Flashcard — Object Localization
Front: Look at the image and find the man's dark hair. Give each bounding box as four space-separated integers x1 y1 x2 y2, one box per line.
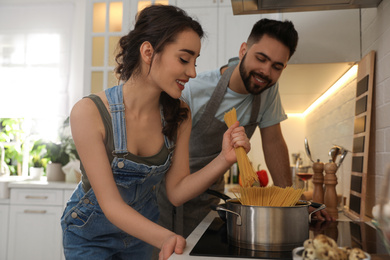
247 18 298 59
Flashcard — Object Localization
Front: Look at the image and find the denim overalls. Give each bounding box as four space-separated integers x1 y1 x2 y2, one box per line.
61 85 175 259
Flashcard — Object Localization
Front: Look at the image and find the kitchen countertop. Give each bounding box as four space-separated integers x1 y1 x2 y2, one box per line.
0 177 78 203
7 177 78 190
168 185 352 259
3 180 389 259
168 210 389 259
168 211 226 260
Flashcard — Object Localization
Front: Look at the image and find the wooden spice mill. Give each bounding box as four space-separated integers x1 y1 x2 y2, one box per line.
305 138 349 219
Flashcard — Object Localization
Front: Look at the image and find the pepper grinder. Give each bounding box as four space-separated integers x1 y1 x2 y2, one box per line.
312 159 324 204
324 160 338 219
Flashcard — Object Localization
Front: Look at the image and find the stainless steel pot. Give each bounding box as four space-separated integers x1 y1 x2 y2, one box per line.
211 192 325 252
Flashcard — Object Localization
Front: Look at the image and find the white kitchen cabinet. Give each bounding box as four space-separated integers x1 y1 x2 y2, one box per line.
0 203 9 260
175 0 229 8
176 1 361 67
217 6 262 64
175 1 262 72
175 0 219 72
7 189 64 260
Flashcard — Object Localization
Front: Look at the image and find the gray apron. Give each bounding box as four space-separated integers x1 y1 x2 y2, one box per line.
156 64 261 238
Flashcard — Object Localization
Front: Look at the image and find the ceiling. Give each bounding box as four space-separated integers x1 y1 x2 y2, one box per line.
278 62 355 114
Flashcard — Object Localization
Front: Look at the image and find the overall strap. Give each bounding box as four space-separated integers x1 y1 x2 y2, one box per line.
105 85 128 154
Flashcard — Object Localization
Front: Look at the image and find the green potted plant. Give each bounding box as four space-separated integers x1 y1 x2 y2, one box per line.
29 141 47 180
45 141 71 166
0 118 26 176
30 154 45 180
43 117 79 182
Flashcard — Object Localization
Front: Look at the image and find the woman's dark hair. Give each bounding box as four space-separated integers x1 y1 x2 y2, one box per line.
115 5 204 141
247 18 298 59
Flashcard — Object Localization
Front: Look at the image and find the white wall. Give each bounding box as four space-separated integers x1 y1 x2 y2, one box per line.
360 0 390 214
281 116 307 165
248 115 306 186
304 77 356 204
258 0 390 218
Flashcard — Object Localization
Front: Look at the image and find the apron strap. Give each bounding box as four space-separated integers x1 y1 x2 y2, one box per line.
245 93 261 138
203 65 236 119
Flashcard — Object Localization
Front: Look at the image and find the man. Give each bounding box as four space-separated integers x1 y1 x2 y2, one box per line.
157 18 329 239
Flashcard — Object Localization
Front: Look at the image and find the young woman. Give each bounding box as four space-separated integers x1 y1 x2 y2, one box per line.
61 5 250 260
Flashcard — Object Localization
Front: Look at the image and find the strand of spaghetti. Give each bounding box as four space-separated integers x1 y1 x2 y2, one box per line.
268 186 281 206
239 187 247 205
280 187 293 206
223 110 303 207
232 190 243 205
278 187 292 206
237 186 303 207
224 108 258 188
289 189 304 206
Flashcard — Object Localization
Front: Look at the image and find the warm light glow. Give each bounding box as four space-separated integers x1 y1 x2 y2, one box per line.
93 3 106 33
109 2 122 32
286 113 304 118
137 1 168 12
92 37 104 66
303 65 357 117
287 65 358 118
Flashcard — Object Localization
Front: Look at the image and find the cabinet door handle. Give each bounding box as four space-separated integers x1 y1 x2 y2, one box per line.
25 195 49 200
24 210 47 214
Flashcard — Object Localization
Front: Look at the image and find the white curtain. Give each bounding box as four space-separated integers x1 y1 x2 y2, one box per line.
0 2 75 119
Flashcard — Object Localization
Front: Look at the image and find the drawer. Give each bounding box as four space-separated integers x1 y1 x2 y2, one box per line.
63 189 74 207
10 189 63 206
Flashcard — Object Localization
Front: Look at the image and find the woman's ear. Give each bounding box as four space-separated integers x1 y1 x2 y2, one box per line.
238 42 247 59
140 41 154 65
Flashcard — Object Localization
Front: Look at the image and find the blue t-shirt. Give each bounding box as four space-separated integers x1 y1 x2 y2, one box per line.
181 68 287 128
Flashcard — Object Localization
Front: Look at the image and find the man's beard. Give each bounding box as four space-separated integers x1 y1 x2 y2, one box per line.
239 54 274 95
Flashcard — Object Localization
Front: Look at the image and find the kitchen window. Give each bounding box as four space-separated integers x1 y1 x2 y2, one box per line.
0 33 65 119
0 2 80 176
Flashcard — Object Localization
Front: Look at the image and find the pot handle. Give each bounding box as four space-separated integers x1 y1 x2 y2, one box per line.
309 201 324 208
298 200 323 208
206 189 232 202
308 203 326 223
210 204 242 226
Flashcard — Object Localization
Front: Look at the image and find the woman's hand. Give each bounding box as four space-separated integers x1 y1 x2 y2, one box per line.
159 234 186 260
221 121 251 164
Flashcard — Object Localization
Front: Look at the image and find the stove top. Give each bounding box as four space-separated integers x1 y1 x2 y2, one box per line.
190 217 389 259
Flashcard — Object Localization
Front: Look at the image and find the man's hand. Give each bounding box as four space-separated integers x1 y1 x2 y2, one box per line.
309 207 336 222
